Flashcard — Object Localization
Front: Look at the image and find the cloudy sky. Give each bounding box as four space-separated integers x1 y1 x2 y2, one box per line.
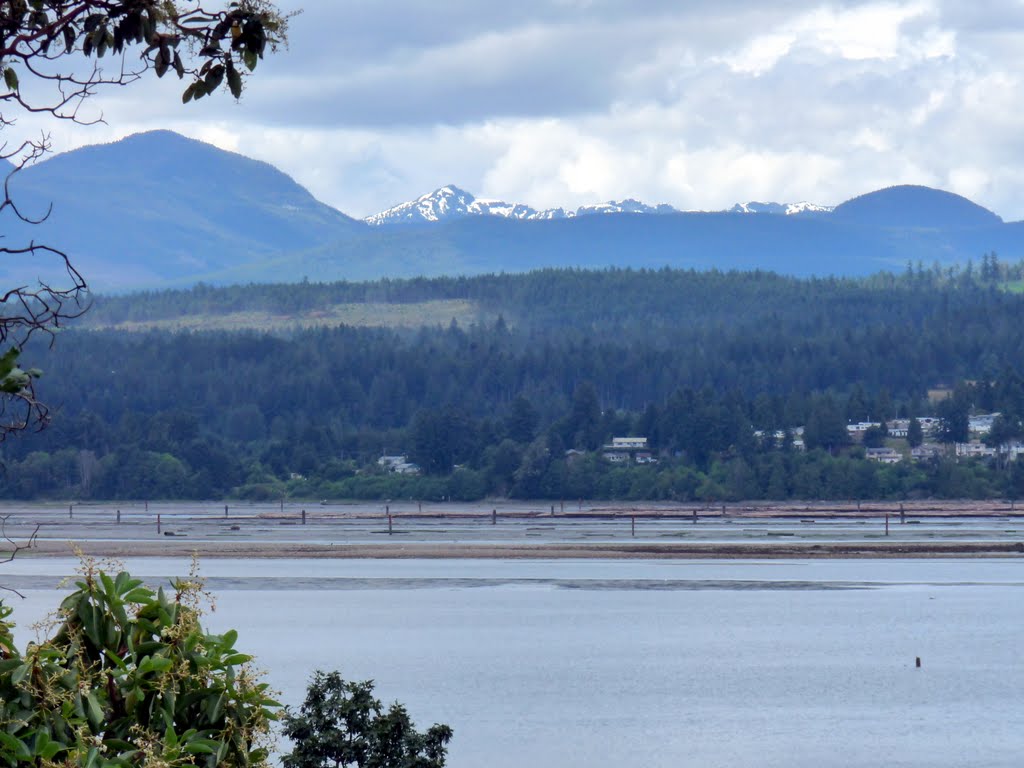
15 0 1024 219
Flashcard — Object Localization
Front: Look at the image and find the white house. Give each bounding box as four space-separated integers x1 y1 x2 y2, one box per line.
609 437 649 449
865 447 901 464
954 442 996 459
378 455 421 475
888 419 910 438
968 413 1000 435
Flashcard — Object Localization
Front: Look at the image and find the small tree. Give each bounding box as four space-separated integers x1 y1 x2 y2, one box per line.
861 424 887 449
281 670 453 768
907 416 924 448
0 561 279 767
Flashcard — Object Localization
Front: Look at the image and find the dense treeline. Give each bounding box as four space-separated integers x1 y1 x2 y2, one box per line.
6 263 1024 501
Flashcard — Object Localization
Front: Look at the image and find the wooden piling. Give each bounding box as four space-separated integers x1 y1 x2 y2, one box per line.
900 502 905 523
69 504 73 519
302 509 306 525
157 514 161 534
116 509 121 524
631 515 635 537
145 500 149 512
915 656 921 668
885 513 890 536
492 509 497 525
388 514 393 535
225 504 229 518
692 510 697 524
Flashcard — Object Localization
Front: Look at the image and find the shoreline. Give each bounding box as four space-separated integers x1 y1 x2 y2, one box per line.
23 539 1024 560
5 499 1024 561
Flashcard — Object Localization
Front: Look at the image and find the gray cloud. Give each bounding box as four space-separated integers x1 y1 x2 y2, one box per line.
15 1 1024 221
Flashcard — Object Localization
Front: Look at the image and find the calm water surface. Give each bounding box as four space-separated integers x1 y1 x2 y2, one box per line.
4 557 1023 768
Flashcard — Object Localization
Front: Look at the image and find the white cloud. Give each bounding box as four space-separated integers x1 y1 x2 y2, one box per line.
721 1 952 75
12 1 1024 223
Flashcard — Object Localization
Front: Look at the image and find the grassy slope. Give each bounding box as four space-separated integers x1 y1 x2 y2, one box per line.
83 299 485 333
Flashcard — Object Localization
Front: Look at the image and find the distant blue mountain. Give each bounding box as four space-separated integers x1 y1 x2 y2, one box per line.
0 131 1020 290
1 131 362 288
832 185 1003 230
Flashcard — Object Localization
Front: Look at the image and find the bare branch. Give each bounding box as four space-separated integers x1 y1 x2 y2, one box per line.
0 515 40 597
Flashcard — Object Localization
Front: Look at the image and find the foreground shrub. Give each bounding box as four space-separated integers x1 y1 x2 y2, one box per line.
0 561 279 767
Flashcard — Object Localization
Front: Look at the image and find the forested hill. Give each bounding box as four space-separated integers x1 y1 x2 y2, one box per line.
6 262 1024 502
83 259 1016 342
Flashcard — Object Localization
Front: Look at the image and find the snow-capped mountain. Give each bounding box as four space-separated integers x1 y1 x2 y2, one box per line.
365 186 831 226
365 186 683 226
364 185 562 225
730 201 834 215
575 199 679 216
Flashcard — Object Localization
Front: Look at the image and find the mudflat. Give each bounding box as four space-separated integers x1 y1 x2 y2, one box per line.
4 499 1024 560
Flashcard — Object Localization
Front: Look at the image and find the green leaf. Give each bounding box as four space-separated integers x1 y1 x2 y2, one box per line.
243 48 258 72
3 67 17 91
85 691 104 730
0 347 19 379
154 48 168 78
10 662 29 684
204 64 225 91
227 64 242 99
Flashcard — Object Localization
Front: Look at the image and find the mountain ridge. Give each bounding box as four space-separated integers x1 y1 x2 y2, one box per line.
0 130 1020 290
365 184 834 226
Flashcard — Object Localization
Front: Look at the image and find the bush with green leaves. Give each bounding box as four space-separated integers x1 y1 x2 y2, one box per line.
281 671 452 768
0 562 279 767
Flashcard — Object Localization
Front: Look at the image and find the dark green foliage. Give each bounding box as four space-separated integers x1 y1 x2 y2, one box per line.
5 267 1024 501
907 417 924 448
281 671 452 768
937 389 971 443
861 425 887 449
0 565 278 767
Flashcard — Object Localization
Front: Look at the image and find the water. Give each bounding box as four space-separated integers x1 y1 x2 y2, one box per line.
3 557 1023 767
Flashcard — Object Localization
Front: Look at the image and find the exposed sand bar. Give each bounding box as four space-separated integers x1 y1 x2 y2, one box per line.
22 539 1024 560
5 499 1024 560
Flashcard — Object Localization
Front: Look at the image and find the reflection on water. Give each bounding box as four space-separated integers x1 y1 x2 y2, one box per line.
4 558 1023 768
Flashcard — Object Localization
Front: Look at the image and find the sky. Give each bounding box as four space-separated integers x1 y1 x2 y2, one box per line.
12 0 1024 220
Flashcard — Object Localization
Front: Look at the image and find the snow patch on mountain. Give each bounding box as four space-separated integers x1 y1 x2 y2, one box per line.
730 200 834 215
366 187 832 225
